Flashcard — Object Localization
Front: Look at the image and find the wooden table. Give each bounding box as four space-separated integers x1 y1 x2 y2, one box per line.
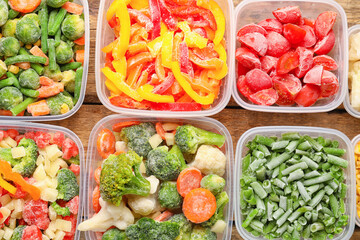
42 0 360 238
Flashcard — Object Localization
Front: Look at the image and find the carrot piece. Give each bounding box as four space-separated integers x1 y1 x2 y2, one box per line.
39 76 54 86
97 128 116 159
30 46 49 65
27 100 51 116
155 122 166 140
62 1 84 15
154 210 174 222
38 82 64 98
74 35 85 45
183 188 216 223
76 49 85 64
112 121 140 132
177 167 203 197
92 185 101 213
15 62 30 70
0 110 24 116
9 0 41 13
94 166 101 185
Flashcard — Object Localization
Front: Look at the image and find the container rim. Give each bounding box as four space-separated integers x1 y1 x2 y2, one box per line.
351 134 360 227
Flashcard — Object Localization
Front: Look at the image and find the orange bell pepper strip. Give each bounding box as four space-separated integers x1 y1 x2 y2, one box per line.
130 0 149 10
128 41 148 56
135 71 149 89
102 38 119 53
126 64 143 88
137 84 175 103
112 0 130 60
189 51 223 69
208 43 228 80
127 52 153 70
0 175 17 194
155 54 166 81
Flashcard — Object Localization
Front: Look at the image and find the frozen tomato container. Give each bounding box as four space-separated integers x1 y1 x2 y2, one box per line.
351 134 360 227
232 0 348 113
83 114 234 239
234 126 356 240
95 0 235 117
0 121 85 240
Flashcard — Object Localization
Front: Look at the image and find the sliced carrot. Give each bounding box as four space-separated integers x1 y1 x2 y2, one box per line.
183 188 216 223
76 49 85 64
97 128 116 159
27 100 50 116
154 210 174 222
0 110 24 116
30 46 49 65
74 35 85 45
155 122 166 140
112 121 140 132
62 1 84 15
94 166 101 185
15 62 30 70
92 185 101 213
39 76 54 86
9 0 41 13
177 167 203 197
38 82 64 98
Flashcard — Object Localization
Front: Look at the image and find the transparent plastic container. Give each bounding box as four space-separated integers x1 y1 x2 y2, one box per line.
234 126 356 240
344 25 360 118
0 0 90 121
232 0 348 113
83 114 234 240
351 134 360 227
0 121 85 240
95 0 235 117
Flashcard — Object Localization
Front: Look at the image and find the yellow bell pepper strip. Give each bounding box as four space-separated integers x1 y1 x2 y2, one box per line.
0 174 17 195
128 41 148 55
171 61 215 105
147 36 163 57
161 22 168 36
102 67 143 101
177 21 208 49
102 38 119 53
105 79 122 94
197 0 225 46
106 0 131 21
112 0 131 60
137 84 175 103
112 56 127 77
189 51 223 69
208 43 228 80
161 31 174 69
130 0 149 11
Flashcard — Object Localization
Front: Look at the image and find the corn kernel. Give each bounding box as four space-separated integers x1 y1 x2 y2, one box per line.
34 40 41 46
0 34 3 39
25 44 32 49
8 65 19 74
60 104 69 114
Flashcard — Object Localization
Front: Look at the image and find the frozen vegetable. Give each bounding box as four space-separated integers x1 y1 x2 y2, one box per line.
190 225 216 240
19 68 40 89
349 32 360 110
0 86 23 110
168 213 192 240
12 137 37 177
61 14 85 41
158 181 183 209
2 19 18 37
0 37 20 57
355 141 360 219
102 228 127 240
191 145 226 176
47 0 68 8
200 174 226 196
56 168 79 201
55 40 74 64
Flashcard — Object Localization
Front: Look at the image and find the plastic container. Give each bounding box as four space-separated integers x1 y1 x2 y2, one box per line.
95 0 235 117
84 114 234 240
0 0 90 121
351 134 360 227
344 25 360 118
234 126 356 240
0 121 85 240
232 0 348 113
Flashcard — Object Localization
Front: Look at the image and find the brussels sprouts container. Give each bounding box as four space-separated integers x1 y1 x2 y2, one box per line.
232 0 348 113
83 115 234 240
95 0 235 117
234 126 356 240
351 134 360 227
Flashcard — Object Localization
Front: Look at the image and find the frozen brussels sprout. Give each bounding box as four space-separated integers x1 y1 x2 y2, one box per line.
44 64 63 82
47 0 69 8
0 0 8 27
0 86 23 110
0 37 20 57
16 14 41 44
0 60 7 78
61 70 75 92
55 41 73 64
61 15 85 41
46 92 74 115
2 19 18 37
19 69 40 89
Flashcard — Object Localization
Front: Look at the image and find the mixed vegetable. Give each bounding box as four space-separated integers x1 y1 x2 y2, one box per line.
78 121 230 240
355 141 360 220
349 31 360 111
236 6 339 107
240 132 349 239
0 128 80 240
101 0 227 111
0 0 85 117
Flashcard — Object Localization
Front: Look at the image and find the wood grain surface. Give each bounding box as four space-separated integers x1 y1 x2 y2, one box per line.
43 0 360 239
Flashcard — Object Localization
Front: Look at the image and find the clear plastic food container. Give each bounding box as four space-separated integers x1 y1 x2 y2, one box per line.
351 134 360 227
234 126 356 240
344 25 360 118
95 0 235 117
0 0 90 121
0 121 85 240
83 114 234 239
232 0 348 113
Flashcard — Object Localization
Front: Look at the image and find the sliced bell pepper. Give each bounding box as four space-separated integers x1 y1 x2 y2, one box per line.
172 32 183 61
189 51 223 69
127 52 153 70
128 8 153 32
155 54 166 81
177 21 208 49
161 22 168 36
208 43 227 80
147 36 163 57
112 0 131 60
130 0 149 10
158 0 177 30
135 71 149 89
161 31 174 69
128 41 148 55
110 94 150 109
149 0 161 39
105 79 122 94
153 73 175 94
112 56 127 76
126 64 143 88
106 0 131 21
102 38 119 53
179 42 194 77
108 15 118 28
137 84 175 103
150 102 202 111
171 61 215 105
0 174 17 195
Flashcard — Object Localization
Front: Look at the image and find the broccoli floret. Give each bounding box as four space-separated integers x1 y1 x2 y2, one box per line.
66 155 80 165
120 122 156 157
0 86 23 110
168 214 192 240
200 174 226 196
51 201 71 217
102 228 128 240
126 217 180 240
146 146 183 181
56 168 79 201
10 225 26 240
100 151 150 206
46 92 74 115
12 138 37 177
201 191 229 228
158 181 182 210
0 148 19 166
190 226 216 240
175 125 225 154
61 14 85 41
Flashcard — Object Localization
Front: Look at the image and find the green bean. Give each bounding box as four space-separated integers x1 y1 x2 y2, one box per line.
256 166 266 181
287 169 304 183
297 141 311 151
303 173 333 186
278 163 286 179
257 144 271 156
4 55 47 65
310 222 324 233
255 135 275 146
20 88 39 98
0 78 14 88
275 221 289 235
10 97 36 116
39 3 49 53
339 183 347 199
242 154 251 173
250 220 264 233
55 28 61 47
266 152 292 170
279 195 287 210
285 140 298 153
323 147 346 156
49 8 67 36
48 10 58 30
253 150 265 159
295 149 310 156
250 181 267 199
273 208 285 220
47 39 56 71
309 190 325 208
271 140 289 150
324 185 334 195
301 156 319 170
20 48 46 73
281 162 308 176
60 62 82 71
277 208 293 227
304 170 321 179
264 221 276 234
273 178 286 189
304 136 323 151
255 195 266 211
250 158 267 172
297 181 311 202
243 188 256 205
327 154 348 168
242 209 259 228
6 72 19 89
282 132 301 140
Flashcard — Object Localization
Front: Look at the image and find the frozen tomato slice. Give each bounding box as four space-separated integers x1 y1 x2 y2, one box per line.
273 74 302 106
235 47 261 69
258 18 283 34
294 46 314 78
237 24 267 42
237 75 255 99
321 70 339 97
294 84 321 107
266 31 291 57
315 11 337 39
283 23 306 44
314 30 335 55
302 17 315 28
22 225 42 240
237 62 250 76
272 6 302 24
245 69 273 92
303 65 324 86
313 55 338 71
239 32 268 56
249 88 279 106
298 25 317 48
260 55 278 73
276 51 300 75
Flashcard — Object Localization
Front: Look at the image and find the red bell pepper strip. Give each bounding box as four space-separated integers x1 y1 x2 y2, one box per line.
110 95 151 109
179 42 194 77
158 0 177 30
153 72 175 94
149 0 161 39
108 15 118 28
170 5 216 30
150 102 202 111
128 9 154 32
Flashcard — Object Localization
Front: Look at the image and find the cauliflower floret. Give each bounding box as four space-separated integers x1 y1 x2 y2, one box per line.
350 32 360 61
115 141 128 153
191 145 226 176
146 175 160 194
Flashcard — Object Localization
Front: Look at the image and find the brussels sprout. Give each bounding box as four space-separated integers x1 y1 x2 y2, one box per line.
0 0 8 27
47 0 68 8
61 15 85 41
16 15 41 44
46 92 74 115
55 41 73 64
0 60 6 78
19 69 40 90
23 14 40 26
2 19 18 37
0 37 20 57
0 86 23 110
44 64 63 82
61 70 76 93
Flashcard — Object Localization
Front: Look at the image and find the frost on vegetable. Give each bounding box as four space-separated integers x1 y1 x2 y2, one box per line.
15 14 41 44
0 37 20 57
0 86 23 110
61 14 85 41
191 145 226 176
